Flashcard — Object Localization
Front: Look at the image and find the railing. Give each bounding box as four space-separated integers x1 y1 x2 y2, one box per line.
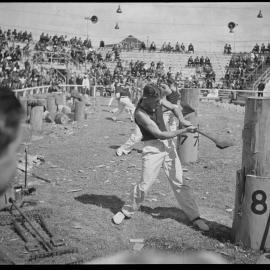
253 66 270 90
13 83 270 101
12 84 104 98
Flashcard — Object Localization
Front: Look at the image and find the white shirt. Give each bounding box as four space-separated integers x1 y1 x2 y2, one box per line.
82 78 90 88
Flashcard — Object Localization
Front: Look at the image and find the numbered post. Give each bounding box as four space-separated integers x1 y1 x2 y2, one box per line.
232 97 270 250
234 175 270 250
177 88 200 163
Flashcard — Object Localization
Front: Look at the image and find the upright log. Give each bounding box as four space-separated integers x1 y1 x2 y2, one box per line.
55 112 69 125
177 88 200 163
54 93 66 106
30 106 43 131
46 96 57 115
232 97 270 250
18 98 28 118
74 100 85 122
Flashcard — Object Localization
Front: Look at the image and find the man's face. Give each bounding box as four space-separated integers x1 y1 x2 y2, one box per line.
0 127 22 196
142 96 160 111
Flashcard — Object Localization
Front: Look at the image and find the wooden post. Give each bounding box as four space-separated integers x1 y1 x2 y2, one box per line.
177 88 200 163
232 97 270 250
30 106 43 131
54 93 66 106
54 112 69 125
46 96 57 115
19 98 28 118
74 100 85 122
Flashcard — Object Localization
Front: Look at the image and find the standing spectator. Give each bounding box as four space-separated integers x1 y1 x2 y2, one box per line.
175 42 180 53
224 44 228 54
180 43 185 53
139 42 146 52
188 43 194 54
76 74 83 93
227 44 232 54
149 42 156 52
99 40 105 50
257 80 265 97
261 43 266 54
82 74 90 95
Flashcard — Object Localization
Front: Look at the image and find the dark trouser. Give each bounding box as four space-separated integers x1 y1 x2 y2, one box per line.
258 91 263 97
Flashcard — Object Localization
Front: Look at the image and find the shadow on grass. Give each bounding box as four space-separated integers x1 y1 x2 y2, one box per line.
105 117 114 121
74 194 125 214
140 205 233 243
75 194 232 243
109 145 120 150
109 145 142 153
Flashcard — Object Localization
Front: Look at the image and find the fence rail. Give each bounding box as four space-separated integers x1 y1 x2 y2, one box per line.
12 84 270 100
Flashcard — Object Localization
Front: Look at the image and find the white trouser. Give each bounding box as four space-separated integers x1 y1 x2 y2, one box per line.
121 139 200 221
118 124 142 154
108 95 115 107
163 111 178 132
113 97 135 120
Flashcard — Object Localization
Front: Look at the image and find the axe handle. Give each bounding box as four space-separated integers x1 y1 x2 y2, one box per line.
196 129 217 144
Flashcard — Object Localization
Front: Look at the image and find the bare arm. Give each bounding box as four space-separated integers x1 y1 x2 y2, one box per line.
160 99 191 127
135 109 195 140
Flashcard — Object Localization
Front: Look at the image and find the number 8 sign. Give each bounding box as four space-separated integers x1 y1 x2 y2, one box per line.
240 175 270 250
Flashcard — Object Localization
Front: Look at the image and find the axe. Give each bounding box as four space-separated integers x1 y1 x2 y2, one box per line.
180 102 234 149
196 129 234 149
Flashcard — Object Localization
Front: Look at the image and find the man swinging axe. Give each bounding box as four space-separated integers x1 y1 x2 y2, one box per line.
112 83 209 232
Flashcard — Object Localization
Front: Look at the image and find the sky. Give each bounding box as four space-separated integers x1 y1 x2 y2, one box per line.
0 2 270 52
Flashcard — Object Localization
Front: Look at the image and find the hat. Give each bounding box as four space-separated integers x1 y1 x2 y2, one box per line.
143 84 160 98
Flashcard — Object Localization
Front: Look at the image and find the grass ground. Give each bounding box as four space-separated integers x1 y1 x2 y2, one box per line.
0 97 262 264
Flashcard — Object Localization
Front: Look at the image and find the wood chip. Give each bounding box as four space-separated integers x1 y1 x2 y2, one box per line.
96 165 106 168
133 243 144 251
129 239 144 243
67 189 83 193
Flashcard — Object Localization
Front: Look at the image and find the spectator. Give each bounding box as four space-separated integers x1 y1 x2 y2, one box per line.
261 43 266 54
99 40 105 49
257 80 265 97
175 42 180 53
180 43 185 53
187 56 194 67
188 43 194 54
149 42 156 52
139 42 146 52
82 74 90 95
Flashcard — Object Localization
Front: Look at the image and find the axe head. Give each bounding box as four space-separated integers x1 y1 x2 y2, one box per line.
216 140 234 149
180 102 195 117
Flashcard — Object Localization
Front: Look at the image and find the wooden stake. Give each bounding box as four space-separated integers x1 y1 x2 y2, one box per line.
74 100 85 122
232 97 270 250
177 88 200 163
30 106 43 131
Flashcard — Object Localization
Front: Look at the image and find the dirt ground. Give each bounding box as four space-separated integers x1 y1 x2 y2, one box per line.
0 97 262 264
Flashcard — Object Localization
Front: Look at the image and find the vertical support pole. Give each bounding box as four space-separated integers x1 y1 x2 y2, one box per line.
232 97 270 250
177 88 200 164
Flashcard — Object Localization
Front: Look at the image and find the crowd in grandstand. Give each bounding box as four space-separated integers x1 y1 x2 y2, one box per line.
2 25 270 95
0 27 32 43
222 50 270 89
187 55 211 67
